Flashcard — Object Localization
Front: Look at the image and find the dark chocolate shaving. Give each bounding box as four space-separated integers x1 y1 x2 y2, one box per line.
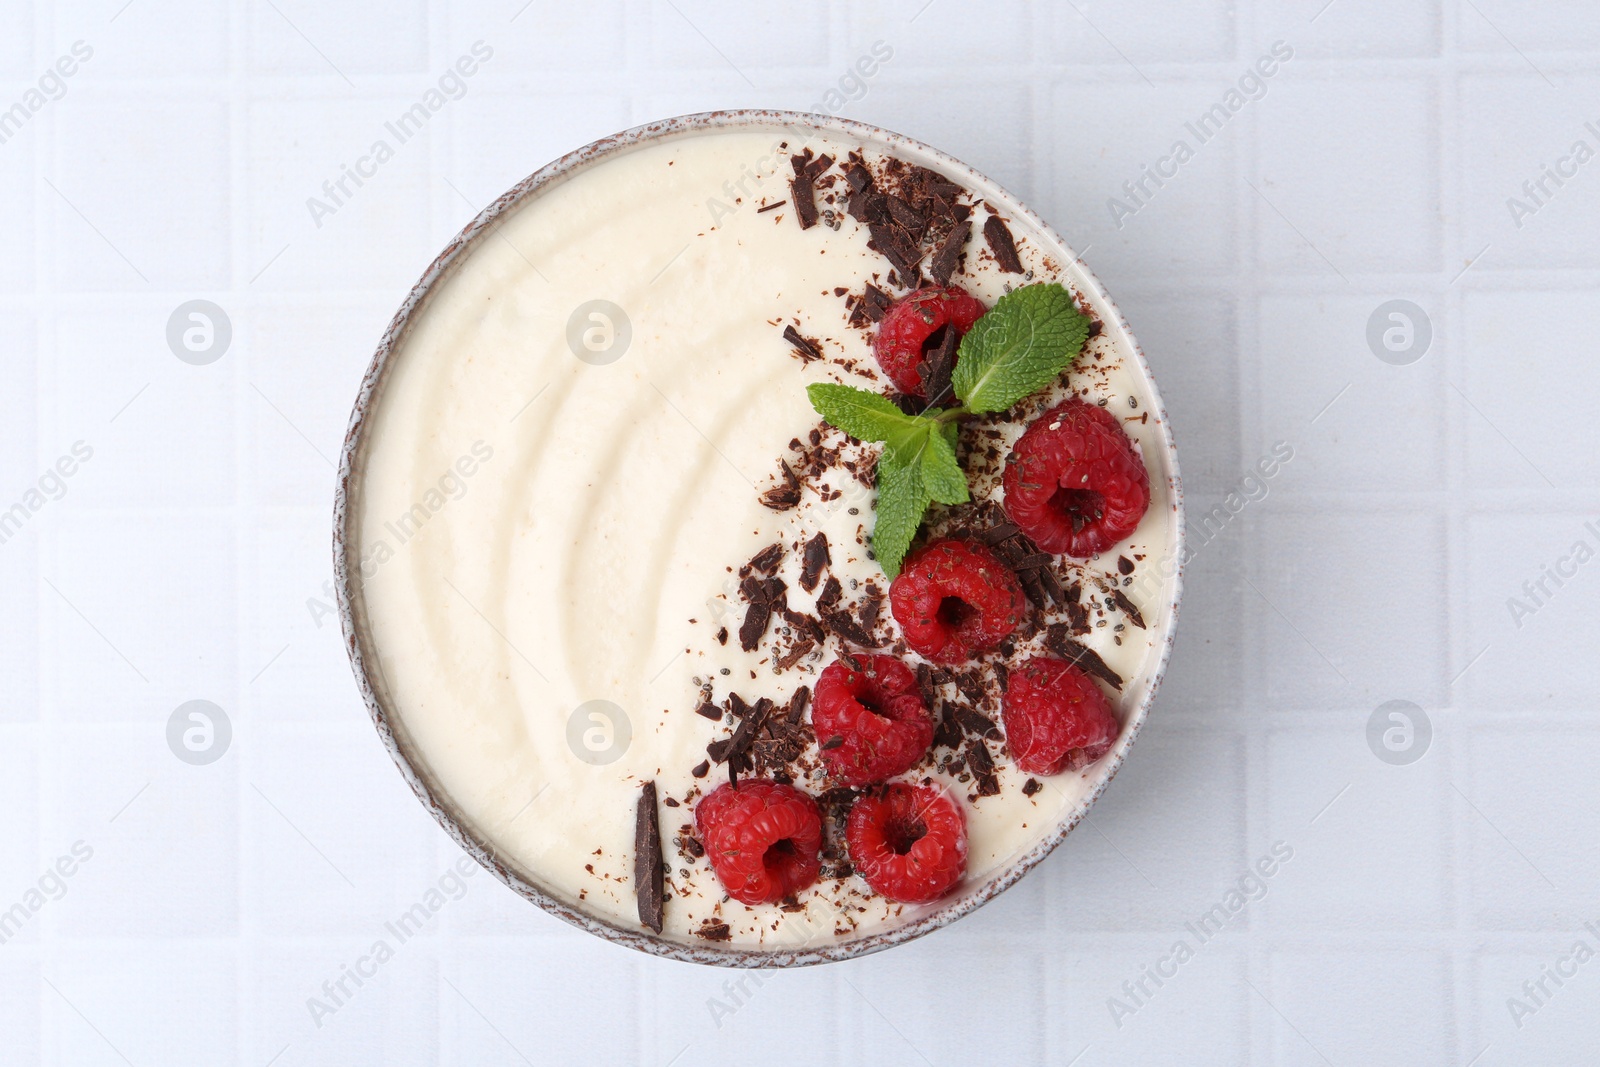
735 698 774 780
820 605 881 648
695 918 732 941
790 172 819 230
965 740 1001 797
886 193 928 239
1044 625 1124 690
977 513 1071 610
1022 778 1042 797
785 685 810 724
990 535 1050 609
760 460 801 511
749 687 812 775
983 214 1024 273
842 160 930 286
633 781 664 933
757 199 786 213
799 532 830 592
859 284 891 323
979 521 1021 545
744 541 784 576
782 606 826 645
739 601 772 653
918 324 960 411
1109 588 1146 629
929 219 971 286
781 324 823 363
1037 564 1067 606
738 576 787 652
694 699 722 721
775 639 815 671
1117 555 1135 576
953 704 1003 741
869 222 924 286
1066 581 1090 634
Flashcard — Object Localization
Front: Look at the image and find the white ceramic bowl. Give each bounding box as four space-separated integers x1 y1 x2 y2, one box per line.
334 110 1184 966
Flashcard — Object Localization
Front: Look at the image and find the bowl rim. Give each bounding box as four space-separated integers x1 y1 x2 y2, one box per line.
333 108 1185 967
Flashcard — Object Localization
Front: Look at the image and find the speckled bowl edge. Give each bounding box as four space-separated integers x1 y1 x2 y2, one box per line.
332 109 1186 968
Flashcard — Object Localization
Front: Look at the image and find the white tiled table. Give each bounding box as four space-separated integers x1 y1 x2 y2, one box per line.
3 2 1598 1064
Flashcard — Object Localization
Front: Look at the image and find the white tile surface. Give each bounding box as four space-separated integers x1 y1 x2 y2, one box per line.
0 126 34 290
1043 77 1240 281
4 1 1599 1063
1250 511 1448 709
1461 287 1600 489
1459 74 1600 272
1254 76 1442 275
1464 512 1600 711
1256 292 1447 492
247 0 430 77
1266 948 1454 1065
1260 0 1442 58
1041 0 1238 65
50 97 232 291
46 945 237 1065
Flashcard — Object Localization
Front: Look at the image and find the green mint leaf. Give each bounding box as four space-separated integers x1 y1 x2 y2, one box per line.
919 427 970 506
883 418 935 461
951 283 1091 414
871 452 931 579
806 383 927 444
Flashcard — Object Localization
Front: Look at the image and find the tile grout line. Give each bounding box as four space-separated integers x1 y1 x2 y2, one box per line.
1439 8 1477 1064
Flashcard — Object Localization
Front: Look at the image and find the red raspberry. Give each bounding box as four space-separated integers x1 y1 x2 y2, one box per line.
888 540 1027 664
812 655 935 787
694 779 824 905
847 783 967 904
1002 656 1120 775
1002 398 1150 558
873 286 988 398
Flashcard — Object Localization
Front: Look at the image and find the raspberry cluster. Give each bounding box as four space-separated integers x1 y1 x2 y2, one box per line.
687 266 1155 921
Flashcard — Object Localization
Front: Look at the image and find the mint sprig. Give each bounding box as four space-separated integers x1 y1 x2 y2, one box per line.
806 283 1090 577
